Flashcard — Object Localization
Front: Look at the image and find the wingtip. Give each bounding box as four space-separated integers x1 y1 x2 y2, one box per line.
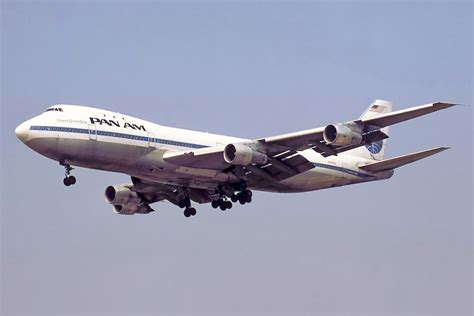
433 101 458 108
433 101 470 108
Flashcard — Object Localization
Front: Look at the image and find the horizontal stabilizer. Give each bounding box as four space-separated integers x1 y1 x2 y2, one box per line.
359 147 449 173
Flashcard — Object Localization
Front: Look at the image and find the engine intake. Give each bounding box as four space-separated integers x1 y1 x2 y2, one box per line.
105 185 142 205
323 124 363 147
223 144 268 166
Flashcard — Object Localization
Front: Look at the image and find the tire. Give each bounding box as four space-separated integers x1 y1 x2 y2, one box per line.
219 204 227 211
184 209 191 217
63 177 71 186
225 201 233 209
211 200 219 209
189 208 197 216
69 176 76 185
231 195 238 203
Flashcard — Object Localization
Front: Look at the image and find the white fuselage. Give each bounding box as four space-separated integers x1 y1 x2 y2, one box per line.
16 104 393 193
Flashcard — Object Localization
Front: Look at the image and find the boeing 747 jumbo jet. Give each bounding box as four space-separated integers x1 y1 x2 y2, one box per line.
15 100 455 217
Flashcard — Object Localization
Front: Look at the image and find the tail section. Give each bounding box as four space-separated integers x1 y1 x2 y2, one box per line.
347 99 393 161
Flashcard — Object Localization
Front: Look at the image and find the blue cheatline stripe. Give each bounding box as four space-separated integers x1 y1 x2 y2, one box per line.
30 125 207 149
313 162 374 178
30 126 374 178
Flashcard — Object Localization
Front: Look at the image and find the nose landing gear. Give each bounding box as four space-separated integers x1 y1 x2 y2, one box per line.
60 161 76 186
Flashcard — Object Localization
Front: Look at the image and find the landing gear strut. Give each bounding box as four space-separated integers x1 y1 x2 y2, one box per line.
61 161 76 186
177 195 196 218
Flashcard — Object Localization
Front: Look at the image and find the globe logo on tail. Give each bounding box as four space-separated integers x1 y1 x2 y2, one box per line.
366 140 383 154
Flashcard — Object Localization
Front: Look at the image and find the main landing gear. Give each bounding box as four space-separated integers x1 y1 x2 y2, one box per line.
178 180 252 218
61 161 76 186
211 179 253 212
178 196 197 218
211 190 252 211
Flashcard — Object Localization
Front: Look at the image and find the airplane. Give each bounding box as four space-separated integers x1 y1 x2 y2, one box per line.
15 99 456 218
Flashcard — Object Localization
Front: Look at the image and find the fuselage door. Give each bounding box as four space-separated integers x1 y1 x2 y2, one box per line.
88 124 97 141
147 132 157 148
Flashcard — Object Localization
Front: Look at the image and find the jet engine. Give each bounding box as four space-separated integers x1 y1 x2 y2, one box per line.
223 144 268 166
323 124 363 147
105 185 154 215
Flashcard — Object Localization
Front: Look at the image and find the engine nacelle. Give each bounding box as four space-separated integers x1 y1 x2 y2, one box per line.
323 124 363 146
105 185 142 205
105 185 154 215
223 144 268 166
112 204 154 215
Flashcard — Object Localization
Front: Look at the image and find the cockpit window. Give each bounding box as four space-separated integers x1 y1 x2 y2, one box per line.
45 107 63 112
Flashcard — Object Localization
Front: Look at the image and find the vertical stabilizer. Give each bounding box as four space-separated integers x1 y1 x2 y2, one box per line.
347 99 393 161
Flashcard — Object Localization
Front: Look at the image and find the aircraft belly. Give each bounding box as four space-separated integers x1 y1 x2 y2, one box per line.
26 137 150 173
26 135 235 190
24 134 381 193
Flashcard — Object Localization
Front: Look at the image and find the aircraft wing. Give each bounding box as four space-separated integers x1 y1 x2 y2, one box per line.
360 102 456 127
130 176 213 205
163 145 315 183
260 101 456 155
163 101 455 183
259 125 388 156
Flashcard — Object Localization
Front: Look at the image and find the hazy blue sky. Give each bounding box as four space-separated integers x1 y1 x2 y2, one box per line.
1 1 472 315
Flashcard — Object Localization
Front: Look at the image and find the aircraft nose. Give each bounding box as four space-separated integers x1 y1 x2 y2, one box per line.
15 121 30 142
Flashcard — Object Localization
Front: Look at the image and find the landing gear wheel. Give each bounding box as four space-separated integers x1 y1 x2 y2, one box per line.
225 201 233 209
211 200 220 209
69 176 76 185
178 197 191 209
184 207 197 217
237 190 252 204
63 176 76 186
244 190 252 203
230 195 238 203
